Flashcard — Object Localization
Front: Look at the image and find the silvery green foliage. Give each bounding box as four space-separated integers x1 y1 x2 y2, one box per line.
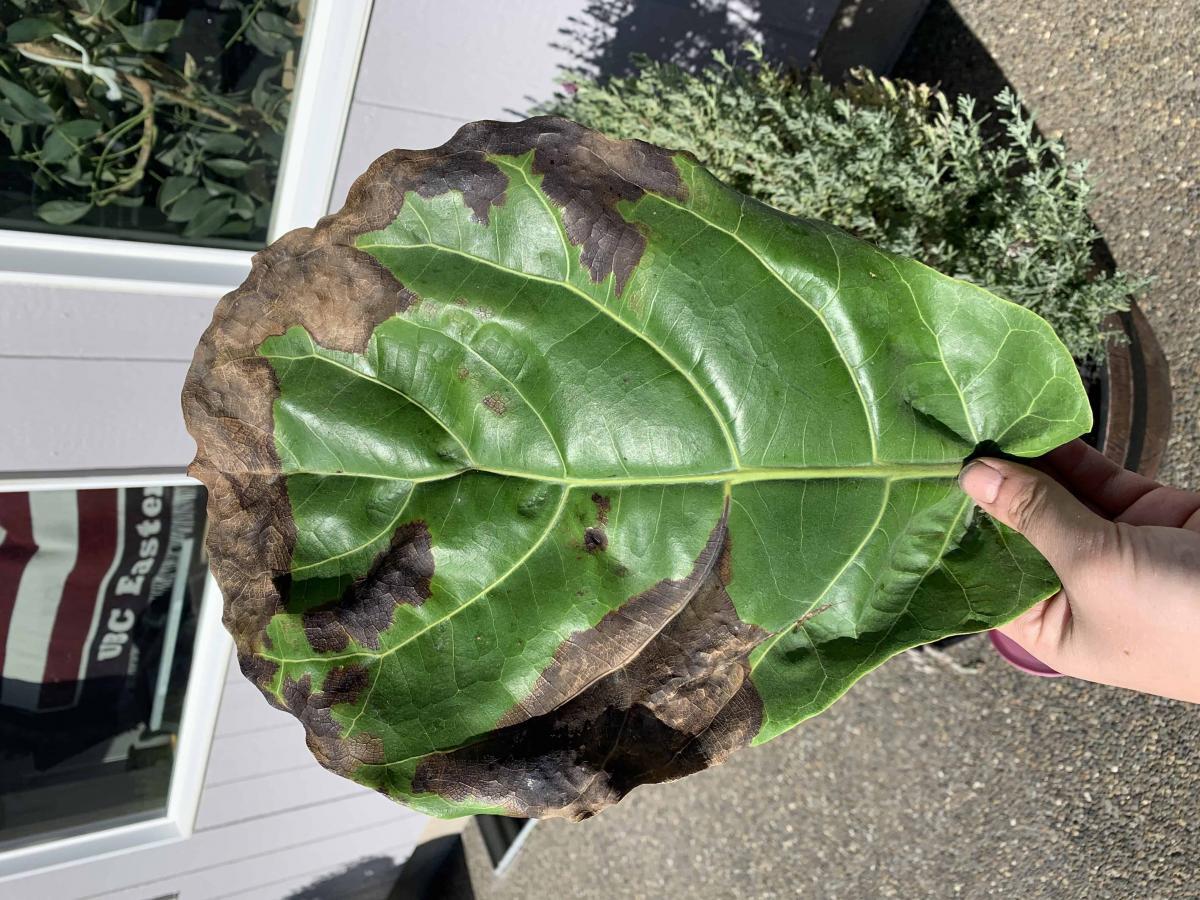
540 50 1146 362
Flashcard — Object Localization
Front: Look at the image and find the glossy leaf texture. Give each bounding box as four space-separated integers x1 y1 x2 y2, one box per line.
182 117 1091 820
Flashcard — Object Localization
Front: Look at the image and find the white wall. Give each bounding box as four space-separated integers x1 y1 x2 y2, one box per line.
0 283 223 474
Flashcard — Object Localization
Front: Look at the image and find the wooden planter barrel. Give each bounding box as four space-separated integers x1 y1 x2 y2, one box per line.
1093 301 1172 478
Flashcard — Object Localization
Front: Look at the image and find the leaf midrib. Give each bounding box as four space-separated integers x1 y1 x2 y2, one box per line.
281 463 964 486
265 346 966 485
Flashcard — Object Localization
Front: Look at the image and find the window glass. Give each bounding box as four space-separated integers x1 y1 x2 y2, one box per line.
0 0 307 248
0 484 207 849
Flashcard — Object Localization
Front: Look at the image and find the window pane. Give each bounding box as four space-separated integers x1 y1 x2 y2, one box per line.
0 1 307 249
0 484 207 849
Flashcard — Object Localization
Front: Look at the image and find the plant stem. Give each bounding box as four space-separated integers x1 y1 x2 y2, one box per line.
224 0 268 50
153 85 245 129
95 73 154 200
91 85 151 199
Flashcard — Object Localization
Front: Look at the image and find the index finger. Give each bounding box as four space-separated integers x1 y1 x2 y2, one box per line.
1041 439 1159 518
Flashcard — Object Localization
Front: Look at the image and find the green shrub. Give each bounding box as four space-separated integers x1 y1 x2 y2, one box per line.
539 47 1145 362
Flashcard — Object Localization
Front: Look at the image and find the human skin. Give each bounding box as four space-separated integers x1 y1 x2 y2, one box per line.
959 439 1200 704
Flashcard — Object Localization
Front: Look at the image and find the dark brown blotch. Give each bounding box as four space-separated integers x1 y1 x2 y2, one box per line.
347 117 685 294
238 651 280 702
413 505 767 820
582 527 608 553
303 521 434 653
281 667 383 776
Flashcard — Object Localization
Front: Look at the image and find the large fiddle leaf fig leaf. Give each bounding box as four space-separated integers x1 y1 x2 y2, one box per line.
183 117 1090 820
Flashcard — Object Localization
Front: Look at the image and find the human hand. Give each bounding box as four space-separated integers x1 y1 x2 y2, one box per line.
959 439 1200 704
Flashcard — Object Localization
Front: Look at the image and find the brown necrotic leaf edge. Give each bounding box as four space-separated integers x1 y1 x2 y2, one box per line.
182 117 767 819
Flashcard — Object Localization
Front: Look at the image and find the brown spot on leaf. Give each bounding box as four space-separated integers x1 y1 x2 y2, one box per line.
582 527 608 553
456 366 471 381
303 522 434 653
183 196 421 663
412 504 766 819
238 651 281 704
481 393 508 416
281 668 383 776
590 492 610 525
792 602 834 633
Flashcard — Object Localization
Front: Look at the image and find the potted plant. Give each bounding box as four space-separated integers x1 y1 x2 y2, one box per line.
538 48 1172 477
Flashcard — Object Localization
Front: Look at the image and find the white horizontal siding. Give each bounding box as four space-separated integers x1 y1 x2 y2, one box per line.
196 764 374 832
330 0 831 214
352 0 829 121
330 103 469 209
212 676 297 738
353 0 591 119
0 282 215 474
12 792 420 900
101 810 419 900
0 357 196 473
204 725 321 787
0 284 219 361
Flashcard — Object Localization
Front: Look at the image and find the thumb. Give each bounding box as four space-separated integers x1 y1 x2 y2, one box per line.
958 457 1113 581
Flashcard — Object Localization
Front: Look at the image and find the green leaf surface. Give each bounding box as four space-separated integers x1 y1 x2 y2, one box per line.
157 174 196 210
36 199 91 224
40 128 77 164
183 118 1090 821
255 10 294 35
6 17 59 42
183 197 232 237
117 19 183 51
246 21 293 56
0 76 55 125
56 119 103 140
205 157 251 178
80 0 126 18
198 132 248 155
166 187 210 222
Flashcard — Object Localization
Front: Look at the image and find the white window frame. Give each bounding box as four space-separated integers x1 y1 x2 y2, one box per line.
0 0 374 881
0 0 375 299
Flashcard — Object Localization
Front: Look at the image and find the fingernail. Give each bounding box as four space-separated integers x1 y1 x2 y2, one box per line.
959 460 1004 504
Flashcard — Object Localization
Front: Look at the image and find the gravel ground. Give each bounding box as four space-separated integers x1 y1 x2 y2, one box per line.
460 2 1200 896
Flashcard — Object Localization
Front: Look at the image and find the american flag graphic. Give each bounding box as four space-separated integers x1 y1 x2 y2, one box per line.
0 486 200 713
